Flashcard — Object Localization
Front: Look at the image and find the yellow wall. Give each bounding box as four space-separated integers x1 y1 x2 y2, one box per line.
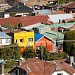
14 31 34 47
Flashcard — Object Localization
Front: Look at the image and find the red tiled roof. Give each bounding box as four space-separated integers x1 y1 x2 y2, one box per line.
19 58 56 75
54 60 75 75
17 58 75 75
0 2 5 4
25 0 48 7
0 16 53 26
62 2 75 8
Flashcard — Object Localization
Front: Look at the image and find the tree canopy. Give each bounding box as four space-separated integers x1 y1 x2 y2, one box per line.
22 46 36 59
10 12 16 17
0 45 20 60
63 30 75 56
58 0 75 4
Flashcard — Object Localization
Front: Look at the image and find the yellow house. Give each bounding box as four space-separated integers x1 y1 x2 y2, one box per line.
14 31 34 47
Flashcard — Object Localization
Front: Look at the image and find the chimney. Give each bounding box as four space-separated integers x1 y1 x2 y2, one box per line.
51 8 53 14
59 19 61 24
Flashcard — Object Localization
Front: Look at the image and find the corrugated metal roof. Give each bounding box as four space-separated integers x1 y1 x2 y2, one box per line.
51 22 75 28
0 15 53 26
49 31 64 40
51 23 65 28
34 9 56 15
44 31 64 40
5 2 32 13
60 24 74 29
62 1 75 8
0 32 11 38
21 23 44 30
53 10 66 14
34 24 50 29
44 32 57 42
48 14 73 23
8 58 75 75
34 33 43 42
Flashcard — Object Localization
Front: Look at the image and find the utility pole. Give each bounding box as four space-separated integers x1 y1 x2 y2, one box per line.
58 0 59 5
40 43 43 60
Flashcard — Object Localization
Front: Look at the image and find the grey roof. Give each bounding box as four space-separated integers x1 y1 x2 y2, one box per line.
21 23 43 30
34 24 50 29
34 9 56 15
48 14 73 23
5 2 32 13
0 32 11 38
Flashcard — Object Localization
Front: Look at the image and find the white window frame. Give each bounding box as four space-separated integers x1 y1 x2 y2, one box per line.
28 38 33 42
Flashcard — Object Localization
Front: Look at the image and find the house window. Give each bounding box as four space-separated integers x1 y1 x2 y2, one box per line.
16 39 17 43
57 73 63 75
0 39 2 44
20 39 24 43
6 39 11 43
28 38 33 42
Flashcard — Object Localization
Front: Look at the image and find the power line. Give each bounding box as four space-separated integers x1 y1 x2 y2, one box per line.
57 40 75 42
0 39 75 49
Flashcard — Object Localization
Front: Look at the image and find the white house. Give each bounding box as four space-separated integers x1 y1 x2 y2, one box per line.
0 32 11 46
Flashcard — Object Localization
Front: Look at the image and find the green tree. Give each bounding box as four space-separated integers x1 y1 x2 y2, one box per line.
58 0 74 4
48 52 67 60
36 46 50 60
5 59 18 69
69 43 75 56
5 20 11 29
0 45 20 60
41 46 49 60
5 20 15 29
17 22 24 29
63 30 75 55
10 12 16 17
22 46 35 59
58 0 66 4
